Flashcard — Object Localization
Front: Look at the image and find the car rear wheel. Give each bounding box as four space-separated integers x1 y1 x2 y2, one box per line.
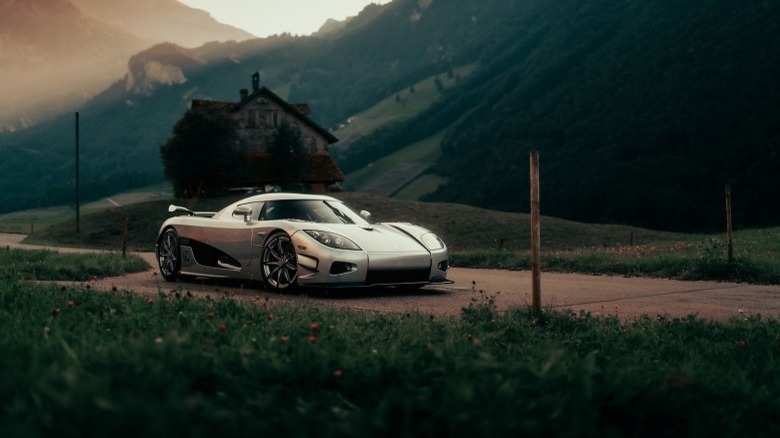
157 228 181 281
261 232 298 291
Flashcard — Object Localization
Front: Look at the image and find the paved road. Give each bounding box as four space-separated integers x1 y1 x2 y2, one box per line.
3 233 779 321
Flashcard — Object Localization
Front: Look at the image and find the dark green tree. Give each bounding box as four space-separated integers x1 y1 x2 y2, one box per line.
160 107 242 198
270 120 309 190
434 76 444 91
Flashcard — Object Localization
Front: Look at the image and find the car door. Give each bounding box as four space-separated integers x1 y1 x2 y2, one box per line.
204 201 263 268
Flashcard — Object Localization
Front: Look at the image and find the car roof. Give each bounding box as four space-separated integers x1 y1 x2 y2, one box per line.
235 192 340 204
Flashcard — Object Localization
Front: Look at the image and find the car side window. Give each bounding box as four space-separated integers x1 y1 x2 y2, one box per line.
261 201 311 221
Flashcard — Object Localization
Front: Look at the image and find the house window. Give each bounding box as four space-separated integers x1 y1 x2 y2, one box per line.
247 110 257 128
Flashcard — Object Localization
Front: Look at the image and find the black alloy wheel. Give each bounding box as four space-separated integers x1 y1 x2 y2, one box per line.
157 228 181 281
261 232 298 291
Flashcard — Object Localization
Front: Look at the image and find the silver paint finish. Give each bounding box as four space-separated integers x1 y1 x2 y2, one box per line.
155 193 450 288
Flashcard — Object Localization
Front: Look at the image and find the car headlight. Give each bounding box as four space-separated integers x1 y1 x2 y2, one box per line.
305 230 361 250
421 233 444 250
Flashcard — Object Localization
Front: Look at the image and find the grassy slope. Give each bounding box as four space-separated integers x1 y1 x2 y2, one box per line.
337 64 476 196
15 191 684 253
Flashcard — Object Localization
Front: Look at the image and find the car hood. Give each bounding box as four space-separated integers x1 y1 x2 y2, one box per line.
304 223 430 253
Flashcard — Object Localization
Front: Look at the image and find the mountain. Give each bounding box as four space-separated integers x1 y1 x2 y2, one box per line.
0 0 147 129
70 0 254 47
1 0 778 232
0 0 254 131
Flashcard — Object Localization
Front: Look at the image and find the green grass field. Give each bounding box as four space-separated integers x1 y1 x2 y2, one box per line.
1 275 778 437
1 191 778 436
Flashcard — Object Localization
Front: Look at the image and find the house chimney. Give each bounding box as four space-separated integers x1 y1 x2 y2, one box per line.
252 72 260 91
240 88 248 101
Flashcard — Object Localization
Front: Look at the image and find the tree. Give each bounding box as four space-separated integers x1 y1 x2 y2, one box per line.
160 107 242 198
434 75 444 91
270 120 309 190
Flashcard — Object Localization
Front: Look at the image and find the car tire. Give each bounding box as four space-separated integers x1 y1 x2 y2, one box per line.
157 228 182 282
261 232 298 291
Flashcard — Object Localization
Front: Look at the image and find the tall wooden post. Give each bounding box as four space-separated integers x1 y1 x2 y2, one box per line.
75 111 80 232
530 150 541 311
725 184 733 264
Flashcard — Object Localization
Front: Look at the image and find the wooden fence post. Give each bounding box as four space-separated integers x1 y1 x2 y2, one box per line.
725 185 733 264
122 217 129 259
530 151 541 312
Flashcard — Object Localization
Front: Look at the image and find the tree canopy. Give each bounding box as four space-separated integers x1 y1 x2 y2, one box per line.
270 120 309 190
160 107 242 198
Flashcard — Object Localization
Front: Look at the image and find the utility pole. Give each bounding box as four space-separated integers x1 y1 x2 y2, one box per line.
530 150 541 312
75 111 80 232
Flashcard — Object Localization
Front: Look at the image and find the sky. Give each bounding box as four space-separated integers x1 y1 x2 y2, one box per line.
178 0 392 38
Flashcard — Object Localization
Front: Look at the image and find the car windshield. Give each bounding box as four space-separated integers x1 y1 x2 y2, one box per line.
261 200 370 225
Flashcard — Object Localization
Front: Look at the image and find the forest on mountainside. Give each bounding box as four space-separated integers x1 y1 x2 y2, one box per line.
336 0 780 231
1 0 777 232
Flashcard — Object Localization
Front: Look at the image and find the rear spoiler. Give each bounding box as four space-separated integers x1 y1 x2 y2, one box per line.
168 204 215 218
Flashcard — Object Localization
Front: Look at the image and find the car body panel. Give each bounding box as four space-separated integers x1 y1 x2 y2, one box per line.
155 193 450 289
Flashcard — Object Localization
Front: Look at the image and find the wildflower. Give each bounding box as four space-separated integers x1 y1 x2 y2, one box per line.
219 323 227 333
280 336 289 344
333 369 343 378
155 337 164 344
67 300 75 308
737 340 748 349
310 321 319 332
308 335 317 344
267 313 275 321
147 298 155 304
207 312 215 319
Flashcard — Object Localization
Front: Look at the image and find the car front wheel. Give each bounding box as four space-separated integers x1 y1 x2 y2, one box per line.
157 228 181 281
261 232 298 291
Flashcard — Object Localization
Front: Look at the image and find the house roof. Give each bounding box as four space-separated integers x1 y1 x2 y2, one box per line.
240 152 345 185
191 87 338 144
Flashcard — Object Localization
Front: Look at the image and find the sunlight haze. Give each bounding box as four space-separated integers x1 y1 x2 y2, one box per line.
178 0 391 38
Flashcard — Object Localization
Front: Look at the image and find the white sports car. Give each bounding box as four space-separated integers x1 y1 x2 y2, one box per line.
155 193 450 291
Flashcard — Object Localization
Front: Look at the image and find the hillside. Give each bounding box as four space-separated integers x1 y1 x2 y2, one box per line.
0 0 254 131
1 0 778 233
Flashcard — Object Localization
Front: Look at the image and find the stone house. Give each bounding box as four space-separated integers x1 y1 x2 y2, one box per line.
191 72 343 192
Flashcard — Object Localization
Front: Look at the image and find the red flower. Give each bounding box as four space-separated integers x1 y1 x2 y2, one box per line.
280 336 289 344
308 335 317 344
333 369 343 378
267 313 275 321
207 312 215 319
219 323 227 333
309 322 319 332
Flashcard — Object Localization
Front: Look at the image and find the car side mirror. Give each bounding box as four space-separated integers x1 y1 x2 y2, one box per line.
359 210 373 222
233 205 252 222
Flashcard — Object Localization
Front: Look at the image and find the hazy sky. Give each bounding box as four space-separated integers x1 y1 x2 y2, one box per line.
179 0 391 38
